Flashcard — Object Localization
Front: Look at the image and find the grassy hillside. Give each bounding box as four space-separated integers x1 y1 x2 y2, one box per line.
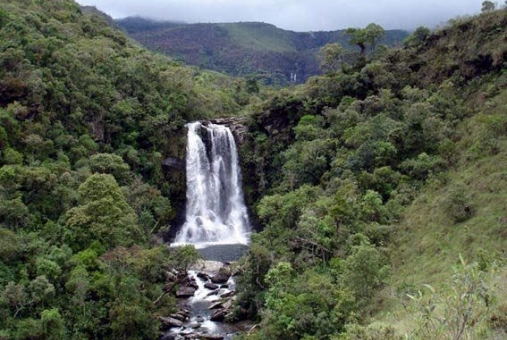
115 17 408 85
233 8 507 340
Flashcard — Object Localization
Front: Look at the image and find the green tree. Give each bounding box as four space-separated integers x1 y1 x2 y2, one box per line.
318 43 346 74
405 26 431 47
89 153 131 185
481 0 496 12
65 174 142 251
345 23 385 61
342 241 389 301
1 282 27 318
0 228 18 262
167 245 200 273
41 308 65 340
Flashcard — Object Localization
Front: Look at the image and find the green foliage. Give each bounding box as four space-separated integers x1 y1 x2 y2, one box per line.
403 26 431 48
65 174 142 251
0 0 255 338
260 262 355 339
89 153 131 184
41 308 65 340
238 8 507 340
318 43 346 74
341 240 390 301
481 1 496 12
0 228 18 262
338 322 402 340
167 245 201 273
407 256 495 340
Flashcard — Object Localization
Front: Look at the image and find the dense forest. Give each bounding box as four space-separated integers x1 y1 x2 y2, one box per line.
1 0 507 339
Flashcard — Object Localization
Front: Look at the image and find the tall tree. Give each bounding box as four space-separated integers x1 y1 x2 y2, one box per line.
345 23 385 65
482 0 496 12
318 43 346 74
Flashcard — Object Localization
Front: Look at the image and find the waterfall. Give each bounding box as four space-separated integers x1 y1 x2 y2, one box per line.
174 122 250 247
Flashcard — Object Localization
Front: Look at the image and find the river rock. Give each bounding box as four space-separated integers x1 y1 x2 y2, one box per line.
210 267 231 284
176 286 196 298
197 272 210 280
204 282 219 290
209 301 223 310
160 333 178 340
187 321 201 329
206 290 219 296
220 284 229 289
186 277 199 289
220 291 235 298
222 299 232 310
210 309 226 322
170 313 186 321
196 316 205 323
198 334 225 340
160 316 183 329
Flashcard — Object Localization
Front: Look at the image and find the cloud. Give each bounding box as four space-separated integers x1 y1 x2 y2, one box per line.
77 0 481 31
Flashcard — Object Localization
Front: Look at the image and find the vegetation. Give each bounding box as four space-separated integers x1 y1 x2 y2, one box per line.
234 7 507 340
1 0 507 339
0 0 246 338
116 18 408 86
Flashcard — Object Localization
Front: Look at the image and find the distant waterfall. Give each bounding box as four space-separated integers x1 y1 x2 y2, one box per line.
174 122 250 246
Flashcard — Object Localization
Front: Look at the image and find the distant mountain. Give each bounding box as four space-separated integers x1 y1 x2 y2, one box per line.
115 18 409 85
116 16 187 34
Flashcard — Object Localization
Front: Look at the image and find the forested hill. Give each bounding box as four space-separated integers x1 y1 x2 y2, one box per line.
232 7 507 340
0 0 254 338
2 0 507 338
115 17 408 85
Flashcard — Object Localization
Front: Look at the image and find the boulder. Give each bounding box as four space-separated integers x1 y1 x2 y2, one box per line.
210 267 231 284
161 157 185 172
169 313 186 321
198 334 225 340
220 291 235 298
186 277 199 289
209 301 223 310
206 290 219 296
204 282 219 290
160 316 183 329
222 300 232 310
176 286 196 298
197 272 210 280
210 309 226 322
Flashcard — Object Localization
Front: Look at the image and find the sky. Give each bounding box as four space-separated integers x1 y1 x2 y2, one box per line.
76 0 482 32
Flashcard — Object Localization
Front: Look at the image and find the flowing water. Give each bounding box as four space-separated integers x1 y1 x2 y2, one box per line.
173 122 251 248
166 122 252 339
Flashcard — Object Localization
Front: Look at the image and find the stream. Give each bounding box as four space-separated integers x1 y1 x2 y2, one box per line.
162 245 251 340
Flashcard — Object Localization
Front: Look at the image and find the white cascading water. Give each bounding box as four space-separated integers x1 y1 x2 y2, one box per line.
174 122 250 247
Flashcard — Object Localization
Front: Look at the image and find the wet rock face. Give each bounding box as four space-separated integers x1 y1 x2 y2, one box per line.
209 117 249 146
162 157 185 172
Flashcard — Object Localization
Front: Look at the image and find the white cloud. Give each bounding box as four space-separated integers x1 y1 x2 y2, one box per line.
77 0 481 31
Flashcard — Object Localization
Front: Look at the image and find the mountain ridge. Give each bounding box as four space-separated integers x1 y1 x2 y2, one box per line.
115 17 409 85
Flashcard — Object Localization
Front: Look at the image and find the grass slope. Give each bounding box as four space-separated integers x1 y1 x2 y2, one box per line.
378 71 507 338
